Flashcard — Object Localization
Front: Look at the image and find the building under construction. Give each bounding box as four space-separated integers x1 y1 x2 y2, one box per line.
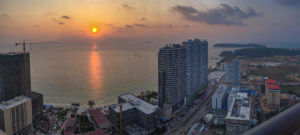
109 94 159 132
0 52 43 125
0 52 31 102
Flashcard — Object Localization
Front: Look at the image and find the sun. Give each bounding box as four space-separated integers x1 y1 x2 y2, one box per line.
91 27 98 33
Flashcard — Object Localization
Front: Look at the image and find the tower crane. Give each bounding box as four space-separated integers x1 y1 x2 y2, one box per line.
14 40 59 96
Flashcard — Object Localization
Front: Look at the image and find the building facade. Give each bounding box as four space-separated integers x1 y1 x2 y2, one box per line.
0 52 44 124
182 39 208 98
265 79 281 110
226 96 251 135
212 85 227 109
109 94 159 131
0 53 31 102
0 96 32 135
158 44 186 113
225 60 240 85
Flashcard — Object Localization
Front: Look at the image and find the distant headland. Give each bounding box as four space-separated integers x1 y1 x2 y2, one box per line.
213 43 266 48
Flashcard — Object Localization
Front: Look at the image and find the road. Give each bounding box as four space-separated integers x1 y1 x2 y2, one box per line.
164 86 216 135
164 74 225 135
177 89 215 134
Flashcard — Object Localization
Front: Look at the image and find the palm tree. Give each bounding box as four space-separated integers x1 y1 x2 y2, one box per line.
88 100 95 109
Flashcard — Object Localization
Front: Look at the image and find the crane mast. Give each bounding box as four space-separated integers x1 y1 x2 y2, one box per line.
15 40 58 97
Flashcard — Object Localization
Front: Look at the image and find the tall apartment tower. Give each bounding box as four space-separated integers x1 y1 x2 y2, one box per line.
0 52 43 124
0 96 33 135
0 53 31 102
225 60 240 85
182 39 208 98
158 44 186 114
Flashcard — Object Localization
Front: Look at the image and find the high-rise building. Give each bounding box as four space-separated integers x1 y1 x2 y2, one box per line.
0 52 43 125
265 79 280 110
182 39 208 98
0 96 33 135
0 53 31 102
158 44 186 114
225 60 240 85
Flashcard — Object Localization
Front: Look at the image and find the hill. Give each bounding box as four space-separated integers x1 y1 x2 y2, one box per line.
214 43 266 48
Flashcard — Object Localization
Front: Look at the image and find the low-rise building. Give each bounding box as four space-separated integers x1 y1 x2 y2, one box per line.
212 85 227 109
226 96 251 135
109 94 159 132
89 109 112 130
0 96 33 135
62 118 77 135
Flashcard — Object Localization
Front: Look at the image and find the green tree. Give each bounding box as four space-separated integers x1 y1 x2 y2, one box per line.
88 100 95 109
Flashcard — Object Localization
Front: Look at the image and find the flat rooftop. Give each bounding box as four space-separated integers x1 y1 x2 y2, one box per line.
110 94 158 115
213 84 227 97
267 84 280 90
266 79 277 84
0 95 31 110
226 97 251 121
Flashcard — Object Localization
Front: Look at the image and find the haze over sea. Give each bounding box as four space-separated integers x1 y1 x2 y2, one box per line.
0 43 259 107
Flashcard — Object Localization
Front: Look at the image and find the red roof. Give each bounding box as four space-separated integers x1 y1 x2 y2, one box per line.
266 79 277 84
89 109 109 126
65 118 77 128
267 85 280 90
81 129 109 135
64 130 73 135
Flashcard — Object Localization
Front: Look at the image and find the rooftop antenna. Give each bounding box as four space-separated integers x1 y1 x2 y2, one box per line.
15 40 59 97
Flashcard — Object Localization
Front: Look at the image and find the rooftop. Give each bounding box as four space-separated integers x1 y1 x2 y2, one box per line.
226 96 251 121
0 96 31 110
0 52 25 56
65 118 77 128
89 109 109 126
81 129 109 135
182 38 208 44
267 84 280 90
110 94 158 115
161 44 184 49
236 92 248 98
213 84 227 97
266 79 277 84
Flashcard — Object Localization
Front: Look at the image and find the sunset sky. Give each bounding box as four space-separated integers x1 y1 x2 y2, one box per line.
1 0 300 47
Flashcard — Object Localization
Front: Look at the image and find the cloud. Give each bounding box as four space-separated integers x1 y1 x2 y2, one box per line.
123 4 135 10
61 15 71 20
52 18 65 25
167 24 173 27
141 17 147 21
134 23 148 27
1 13 9 18
145 41 153 44
183 24 190 28
171 4 260 25
126 25 133 28
274 0 300 6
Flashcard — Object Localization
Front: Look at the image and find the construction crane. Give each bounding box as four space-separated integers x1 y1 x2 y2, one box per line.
15 40 59 97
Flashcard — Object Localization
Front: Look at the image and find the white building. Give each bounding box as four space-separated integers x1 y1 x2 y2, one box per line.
212 85 228 109
0 96 32 135
227 87 241 109
226 96 251 135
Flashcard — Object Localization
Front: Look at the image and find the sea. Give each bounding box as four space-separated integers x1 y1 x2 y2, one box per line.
0 43 234 107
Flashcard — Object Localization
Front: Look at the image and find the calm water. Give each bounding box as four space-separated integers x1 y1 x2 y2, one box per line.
0 44 228 107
